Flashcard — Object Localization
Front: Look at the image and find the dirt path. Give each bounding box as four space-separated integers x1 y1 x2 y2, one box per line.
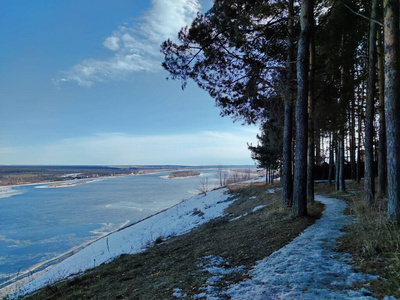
203 195 379 299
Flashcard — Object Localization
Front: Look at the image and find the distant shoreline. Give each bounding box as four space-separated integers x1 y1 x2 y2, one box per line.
167 170 201 179
0 169 180 188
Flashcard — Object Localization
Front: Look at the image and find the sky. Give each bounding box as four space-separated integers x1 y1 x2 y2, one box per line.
0 0 259 166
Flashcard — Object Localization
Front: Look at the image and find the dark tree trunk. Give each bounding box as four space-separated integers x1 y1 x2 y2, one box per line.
339 130 346 191
357 82 364 184
365 0 378 206
377 29 387 198
328 132 334 185
337 64 347 192
283 103 293 206
335 134 340 190
293 0 314 217
315 127 321 165
349 76 357 181
307 34 315 203
384 0 400 221
283 0 295 207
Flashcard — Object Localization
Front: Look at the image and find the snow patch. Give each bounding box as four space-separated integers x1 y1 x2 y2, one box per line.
172 288 186 298
229 213 248 222
251 205 266 213
193 255 245 299
0 187 24 199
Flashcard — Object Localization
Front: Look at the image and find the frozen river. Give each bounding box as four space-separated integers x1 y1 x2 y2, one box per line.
0 169 224 288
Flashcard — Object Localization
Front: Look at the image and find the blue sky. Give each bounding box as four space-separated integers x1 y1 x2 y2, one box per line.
0 0 258 166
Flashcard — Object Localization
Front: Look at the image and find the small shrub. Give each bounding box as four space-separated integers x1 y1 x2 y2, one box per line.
192 208 204 217
154 236 164 245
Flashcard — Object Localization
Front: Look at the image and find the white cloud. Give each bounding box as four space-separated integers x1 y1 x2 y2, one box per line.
0 130 257 165
56 0 201 87
103 36 120 51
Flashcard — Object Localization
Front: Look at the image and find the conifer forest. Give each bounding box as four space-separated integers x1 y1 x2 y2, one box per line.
162 0 400 221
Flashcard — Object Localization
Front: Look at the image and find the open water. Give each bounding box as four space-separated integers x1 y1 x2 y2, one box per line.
0 169 222 288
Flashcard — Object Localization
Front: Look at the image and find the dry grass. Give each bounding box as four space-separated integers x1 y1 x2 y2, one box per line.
315 181 400 299
20 182 323 300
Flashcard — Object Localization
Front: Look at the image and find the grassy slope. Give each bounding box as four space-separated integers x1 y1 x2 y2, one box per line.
21 182 323 300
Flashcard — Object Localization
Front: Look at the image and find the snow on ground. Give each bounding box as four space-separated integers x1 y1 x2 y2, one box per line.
8 185 388 300
10 188 236 298
0 186 24 199
222 195 379 300
251 205 266 213
192 255 245 299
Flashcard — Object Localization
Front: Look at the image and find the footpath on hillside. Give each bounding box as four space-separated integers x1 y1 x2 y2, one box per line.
193 195 387 300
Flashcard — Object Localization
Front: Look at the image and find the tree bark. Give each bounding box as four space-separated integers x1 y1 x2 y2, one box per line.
384 0 400 221
328 132 334 185
349 77 357 181
293 0 314 216
283 0 295 207
337 64 347 192
315 127 321 165
339 130 346 191
357 82 364 184
307 33 315 203
365 0 378 206
377 29 387 198
335 133 340 190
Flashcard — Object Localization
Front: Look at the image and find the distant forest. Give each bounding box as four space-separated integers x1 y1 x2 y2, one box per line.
0 165 177 186
162 0 400 221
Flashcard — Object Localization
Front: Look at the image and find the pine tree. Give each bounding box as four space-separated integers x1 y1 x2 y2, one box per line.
293 0 314 217
383 0 400 222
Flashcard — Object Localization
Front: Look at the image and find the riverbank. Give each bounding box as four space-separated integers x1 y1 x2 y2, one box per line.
5 179 324 299
6 183 238 298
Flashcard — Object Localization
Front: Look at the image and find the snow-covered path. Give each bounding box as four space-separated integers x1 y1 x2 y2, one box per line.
224 195 379 300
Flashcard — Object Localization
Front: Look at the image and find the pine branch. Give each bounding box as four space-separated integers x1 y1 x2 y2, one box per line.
340 1 383 27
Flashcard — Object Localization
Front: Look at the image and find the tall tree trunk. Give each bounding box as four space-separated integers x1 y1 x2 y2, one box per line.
335 133 340 190
293 0 314 216
349 76 357 181
384 0 400 221
328 132 334 185
338 64 346 192
365 0 378 206
377 29 387 198
315 126 321 165
307 34 315 203
339 130 346 191
357 81 364 184
283 0 295 207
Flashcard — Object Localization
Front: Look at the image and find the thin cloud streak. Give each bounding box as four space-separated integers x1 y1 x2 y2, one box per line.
0 131 257 165
55 0 201 87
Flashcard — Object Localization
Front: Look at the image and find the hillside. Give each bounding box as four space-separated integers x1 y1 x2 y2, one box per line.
7 181 397 299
